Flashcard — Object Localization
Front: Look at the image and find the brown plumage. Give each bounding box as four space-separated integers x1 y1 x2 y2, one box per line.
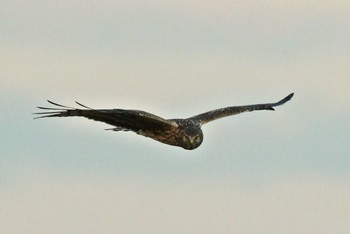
35 93 294 150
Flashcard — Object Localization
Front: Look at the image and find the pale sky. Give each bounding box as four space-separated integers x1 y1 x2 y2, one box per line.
1 0 350 233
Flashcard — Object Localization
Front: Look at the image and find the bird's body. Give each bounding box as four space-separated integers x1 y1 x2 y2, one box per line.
134 119 202 150
35 93 294 150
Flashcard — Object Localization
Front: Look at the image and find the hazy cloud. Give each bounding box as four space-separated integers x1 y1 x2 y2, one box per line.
1 174 350 234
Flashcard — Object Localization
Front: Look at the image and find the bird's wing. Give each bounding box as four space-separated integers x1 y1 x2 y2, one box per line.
190 93 294 125
34 101 177 132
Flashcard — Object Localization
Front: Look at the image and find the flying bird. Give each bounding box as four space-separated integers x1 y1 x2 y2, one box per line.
35 93 294 150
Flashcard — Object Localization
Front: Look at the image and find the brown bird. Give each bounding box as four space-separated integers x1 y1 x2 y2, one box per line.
35 93 294 150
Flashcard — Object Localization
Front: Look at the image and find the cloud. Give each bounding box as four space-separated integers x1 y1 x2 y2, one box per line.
2 0 349 54
2 0 349 108
1 174 350 234
1 3 349 233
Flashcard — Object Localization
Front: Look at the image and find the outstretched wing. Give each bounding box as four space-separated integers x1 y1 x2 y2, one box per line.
190 93 294 125
34 101 177 133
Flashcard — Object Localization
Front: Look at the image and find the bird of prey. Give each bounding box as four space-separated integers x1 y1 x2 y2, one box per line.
35 93 294 150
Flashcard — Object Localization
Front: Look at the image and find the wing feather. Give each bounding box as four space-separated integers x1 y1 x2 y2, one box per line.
34 101 177 132
190 93 294 125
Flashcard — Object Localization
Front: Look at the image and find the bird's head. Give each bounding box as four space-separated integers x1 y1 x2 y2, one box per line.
179 128 203 150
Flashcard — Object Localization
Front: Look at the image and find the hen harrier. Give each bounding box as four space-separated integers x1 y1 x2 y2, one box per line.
35 93 293 150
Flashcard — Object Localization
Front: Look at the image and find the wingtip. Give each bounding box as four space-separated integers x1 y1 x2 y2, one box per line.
33 115 43 120
75 101 93 109
283 92 294 102
273 92 294 107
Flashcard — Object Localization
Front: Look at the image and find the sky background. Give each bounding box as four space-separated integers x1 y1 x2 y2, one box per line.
1 0 350 233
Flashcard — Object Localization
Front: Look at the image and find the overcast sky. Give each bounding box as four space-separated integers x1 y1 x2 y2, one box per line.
1 0 350 233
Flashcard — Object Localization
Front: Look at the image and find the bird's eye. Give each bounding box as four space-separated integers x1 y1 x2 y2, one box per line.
182 135 189 142
194 135 201 142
